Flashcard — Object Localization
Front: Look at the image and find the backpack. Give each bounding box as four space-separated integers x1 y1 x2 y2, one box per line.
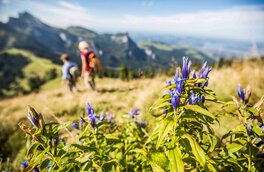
85 51 101 72
68 66 80 81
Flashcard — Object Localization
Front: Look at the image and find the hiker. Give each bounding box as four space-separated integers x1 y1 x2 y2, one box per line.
60 54 80 93
78 41 102 90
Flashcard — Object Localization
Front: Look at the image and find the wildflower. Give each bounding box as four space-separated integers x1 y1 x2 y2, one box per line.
33 167 40 172
106 112 113 122
80 116 86 127
198 62 212 87
182 56 191 79
246 122 252 136
200 95 205 103
174 68 181 82
244 85 251 104
47 162 51 169
27 111 39 127
165 81 172 86
61 139 66 145
237 84 245 103
139 119 147 128
171 92 180 110
191 70 197 79
129 108 140 118
175 78 185 94
88 113 96 128
188 92 200 105
99 114 105 121
71 122 79 129
256 153 264 159
86 102 94 115
162 109 168 114
21 161 28 168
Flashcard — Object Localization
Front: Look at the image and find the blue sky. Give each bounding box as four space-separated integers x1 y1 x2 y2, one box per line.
0 0 264 41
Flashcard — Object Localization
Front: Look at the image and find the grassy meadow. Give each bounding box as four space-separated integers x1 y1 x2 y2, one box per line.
0 51 263 169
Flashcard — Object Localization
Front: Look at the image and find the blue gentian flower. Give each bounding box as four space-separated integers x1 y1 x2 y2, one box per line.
182 56 191 79
188 92 200 105
33 167 40 172
162 109 168 114
47 162 51 169
88 114 96 128
106 112 112 122
165 81 172 86
27 112 39 127
21 161 28 168
86 103 94 115
80 117 86 127
99 114 104 121
246 122 252 136
200 95 205 103
191 70 197 79
237 84 245 103
174 68 180 83
199 62 212 79
139 119 147 128
71 122 79 129
129 108 140 118
175 78 185 94
61 139 66 145
171 92 180 110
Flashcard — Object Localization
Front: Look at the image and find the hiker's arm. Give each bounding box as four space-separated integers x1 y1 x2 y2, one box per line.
81 55 87 77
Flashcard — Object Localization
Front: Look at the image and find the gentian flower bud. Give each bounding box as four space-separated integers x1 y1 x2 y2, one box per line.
99 114 104 121
86 102 94 115
162 109 168 114
21 161 28 169
237 84 245 103
191 70 196 79
174 68 181 83
244 85 251 104
80 117 86 127
188 92 199 105
106 112 113 122
246 122 252 136
171 92 180 110
182 56 191 79
176 78 185 94
88 114 96 128
165 81 171 86
71 122 79 129
27 106 39 127
33 167 40 172
47 162 51 169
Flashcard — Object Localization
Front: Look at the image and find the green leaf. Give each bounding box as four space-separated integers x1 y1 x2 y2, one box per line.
226 143 244 154
156 119 175 149
182 134 206 167
167 147 184 172
252 123 264 136
40 158 50 170
183 105 215 120
149 161 165 172
27 142 41 156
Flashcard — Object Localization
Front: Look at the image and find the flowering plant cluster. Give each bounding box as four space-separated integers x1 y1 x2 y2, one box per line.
18 56 264 171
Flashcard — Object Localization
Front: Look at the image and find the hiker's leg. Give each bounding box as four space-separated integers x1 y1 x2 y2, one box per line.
89 72 95 90
67 80 73 92
84 72 90 89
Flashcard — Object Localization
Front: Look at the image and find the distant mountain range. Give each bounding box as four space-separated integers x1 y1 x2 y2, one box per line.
0 12 216 69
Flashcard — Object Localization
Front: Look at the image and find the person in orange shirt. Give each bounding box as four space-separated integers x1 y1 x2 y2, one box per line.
78 41 102 90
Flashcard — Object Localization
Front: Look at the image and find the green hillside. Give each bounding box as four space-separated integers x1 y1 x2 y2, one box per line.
0 49 60 96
